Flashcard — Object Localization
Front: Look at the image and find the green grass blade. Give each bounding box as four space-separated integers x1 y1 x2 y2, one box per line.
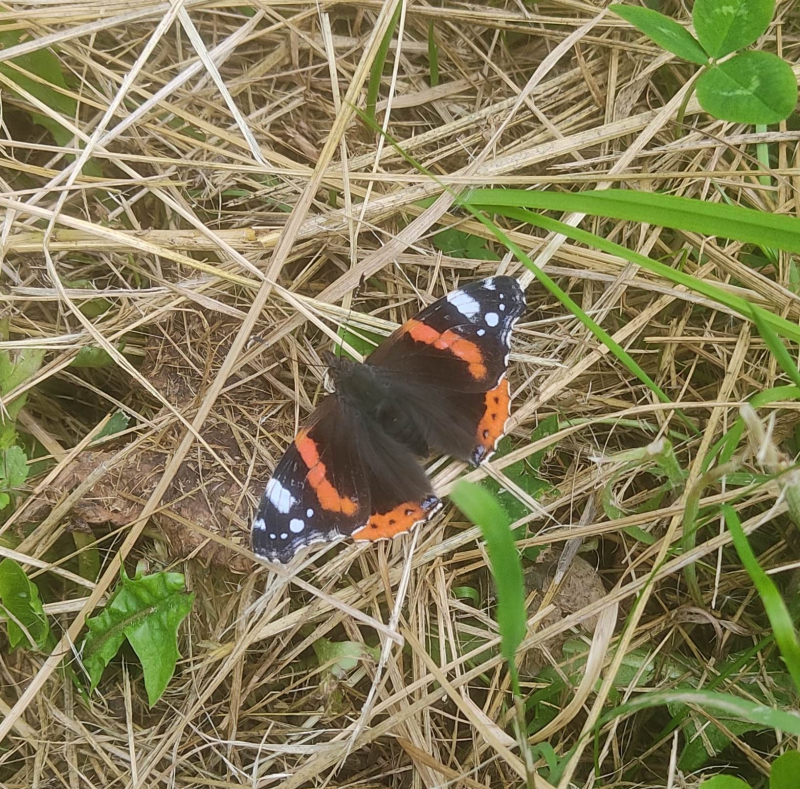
601 687 800 734
468 188 800 255
750 385 800 408
467 201 800 345
748 306 800 390
451 481 526 691
755 123 771 189
462 209 679 410
427 22 439 87
458 220 683 423
365 1 402 124
722 504 800 694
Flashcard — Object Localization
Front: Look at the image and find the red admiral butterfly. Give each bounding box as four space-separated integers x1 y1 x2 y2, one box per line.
251 276 525 563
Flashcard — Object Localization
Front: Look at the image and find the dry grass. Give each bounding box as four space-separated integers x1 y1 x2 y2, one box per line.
1 1 799 787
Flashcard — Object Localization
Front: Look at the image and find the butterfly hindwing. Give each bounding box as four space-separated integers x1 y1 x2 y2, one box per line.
353 493 441 542
252 395 442 562
446 375 512 464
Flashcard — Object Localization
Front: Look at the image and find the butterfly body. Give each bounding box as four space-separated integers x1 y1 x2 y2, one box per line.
325 352 432 457
252 276 525 563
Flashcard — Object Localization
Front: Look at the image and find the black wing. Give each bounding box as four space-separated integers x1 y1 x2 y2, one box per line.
366 276 524 464
251 395 441 562
366 276 524 393
251 396 369 563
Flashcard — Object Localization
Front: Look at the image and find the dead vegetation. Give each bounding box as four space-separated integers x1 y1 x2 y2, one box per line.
1 1 799 787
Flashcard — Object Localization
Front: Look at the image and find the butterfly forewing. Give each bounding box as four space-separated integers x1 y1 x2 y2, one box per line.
367 276 524 463
366 276 524 393
251 397 369 562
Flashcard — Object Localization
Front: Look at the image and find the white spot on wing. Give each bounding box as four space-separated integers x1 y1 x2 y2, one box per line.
499 303 505 311
483 278 496 290
253 518 266 531
447 290 481 320
269 533 276 540
306 508 314 518
485 312 499 327
477 328 486 337
266 478 295 514
280 533 287 540
289 518 305 533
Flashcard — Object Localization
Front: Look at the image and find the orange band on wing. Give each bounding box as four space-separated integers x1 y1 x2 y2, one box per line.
295 431 358 515
403 319 487 380
352 500 428 541
476 377 510 453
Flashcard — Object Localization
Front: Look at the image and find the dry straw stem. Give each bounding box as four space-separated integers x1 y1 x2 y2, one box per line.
2 0 800 787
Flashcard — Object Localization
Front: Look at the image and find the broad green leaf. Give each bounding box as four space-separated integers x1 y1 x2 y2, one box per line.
163 114 206 143
0 445 28 487
0 558 49 650
61 281 111 319
0 348 46 398
699 777 751 789
696 51 797 125
93 410 130 442
451 481 526 690
675 706 759 771
432 227 500 260
693 0 774 58
0 446 28 506
72 527 100 583
0 30 77 146
0 348 45 429
529 415 559 471
82 569 194 706
312 637 379 679
723 505 800 694
610 5 708 64
699 777 752 789
70 346 114 368
335 325 384 360
772 751 800 789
